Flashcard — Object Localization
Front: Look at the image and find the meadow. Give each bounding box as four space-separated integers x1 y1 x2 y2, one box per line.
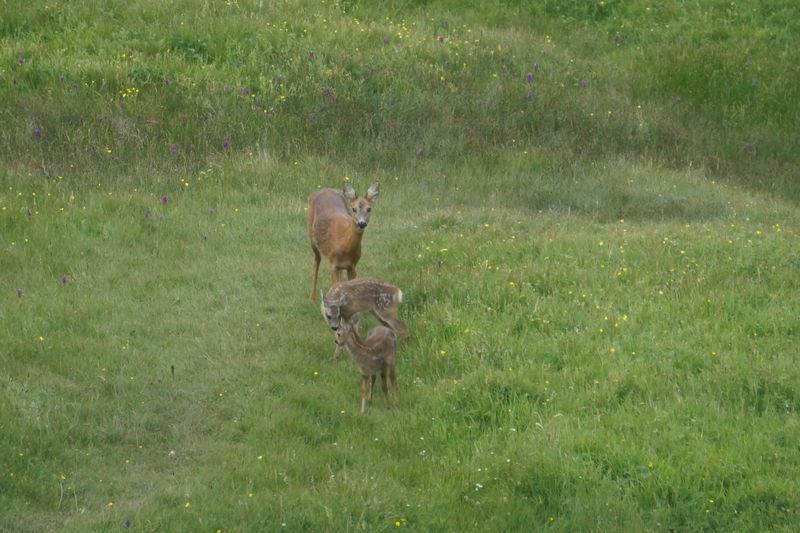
1 1 799 531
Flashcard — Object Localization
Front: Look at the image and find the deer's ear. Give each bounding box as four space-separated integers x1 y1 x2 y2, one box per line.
343 182 357 200
366 182 380 201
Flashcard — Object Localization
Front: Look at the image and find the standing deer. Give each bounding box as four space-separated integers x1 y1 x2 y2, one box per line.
334 320 398 414
307 181 380 302
321 278 409 359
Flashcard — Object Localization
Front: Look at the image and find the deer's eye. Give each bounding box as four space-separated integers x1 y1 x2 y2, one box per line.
352 208 357 213
367 208 372 212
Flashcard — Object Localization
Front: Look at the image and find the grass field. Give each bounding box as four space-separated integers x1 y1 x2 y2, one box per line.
2 1 799 531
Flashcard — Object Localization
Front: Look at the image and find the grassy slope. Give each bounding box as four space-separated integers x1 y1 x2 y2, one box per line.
1 1 799 531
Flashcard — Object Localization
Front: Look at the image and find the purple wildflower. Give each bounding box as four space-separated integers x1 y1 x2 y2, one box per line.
34 127 43 140
743 142 756 152
161 195 169 205
526 72 533 83
383 36 390 45
613 34 622 43
123 519 132 528
144 209 151 217
527 91 534 102
61 275 69 285
751 77 759 86
17 288 24 298
26 209 32 217
580 79 588 89
438 36 445 43
164 78 172 86
417 147 425 157
223 140 231 151
170 143 178 155
309 51 317 60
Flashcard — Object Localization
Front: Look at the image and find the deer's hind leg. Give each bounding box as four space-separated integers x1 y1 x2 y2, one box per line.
380 371 390 408
389 366 398 406
309 247 321 302
373 311 409 341
360 375 370 414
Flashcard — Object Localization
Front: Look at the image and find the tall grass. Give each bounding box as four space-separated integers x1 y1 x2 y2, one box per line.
2 0 798 196
2 1 799 531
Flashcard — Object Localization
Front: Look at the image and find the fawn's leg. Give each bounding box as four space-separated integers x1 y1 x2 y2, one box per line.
380 371 390 408
346 266 356 280
368 375 376 404
389 366 398 406
374 312 410 341
360 375 369 414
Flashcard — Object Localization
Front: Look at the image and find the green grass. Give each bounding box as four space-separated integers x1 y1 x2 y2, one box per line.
2 1 800 531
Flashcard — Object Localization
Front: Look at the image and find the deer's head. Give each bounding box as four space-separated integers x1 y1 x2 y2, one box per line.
321 293 344 330
343 182 380 231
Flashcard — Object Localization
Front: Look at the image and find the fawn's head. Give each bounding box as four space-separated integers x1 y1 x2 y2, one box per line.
321 294 343 330
332 319 359 346
333 322 347 345
343 182 380 230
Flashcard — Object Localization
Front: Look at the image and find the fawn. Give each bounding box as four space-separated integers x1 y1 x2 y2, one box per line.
321 278 409 359
334 320 398 414
307 181 380 302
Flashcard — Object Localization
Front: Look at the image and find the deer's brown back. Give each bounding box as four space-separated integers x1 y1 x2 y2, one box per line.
308 189 358 257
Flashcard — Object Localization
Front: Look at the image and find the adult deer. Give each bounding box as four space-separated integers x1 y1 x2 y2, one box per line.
334 320 398 414
321 278 409 359
307 182 380 302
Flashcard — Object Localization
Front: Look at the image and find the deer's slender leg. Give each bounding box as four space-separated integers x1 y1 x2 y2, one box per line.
309 250 321 302
380 372 390 408
360 375 370 414
374 312 409 340
390 367 398 406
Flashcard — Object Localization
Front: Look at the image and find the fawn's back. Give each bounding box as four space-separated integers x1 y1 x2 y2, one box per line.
321 278 408 339
337 323 397 374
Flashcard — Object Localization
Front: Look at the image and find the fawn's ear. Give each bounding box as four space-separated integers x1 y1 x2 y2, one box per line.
343 182 357 200
365 182 380 201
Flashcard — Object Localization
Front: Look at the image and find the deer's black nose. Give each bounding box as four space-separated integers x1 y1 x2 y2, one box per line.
331 325 338 331
357 221 367 229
